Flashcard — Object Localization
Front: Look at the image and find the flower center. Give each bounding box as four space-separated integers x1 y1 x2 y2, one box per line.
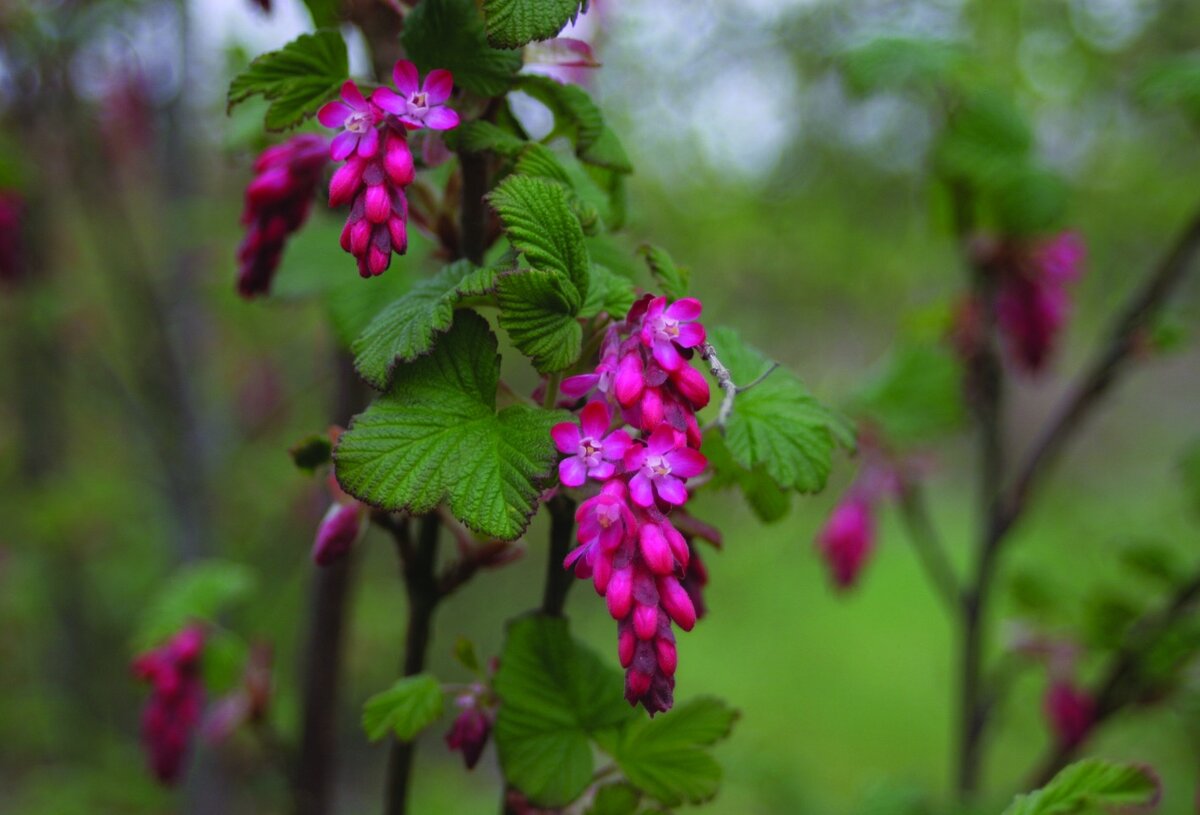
647 454 671 477
654 317 680 342
596 503 620 529
346 111 372 133
410 91 428 109
579 438 601 462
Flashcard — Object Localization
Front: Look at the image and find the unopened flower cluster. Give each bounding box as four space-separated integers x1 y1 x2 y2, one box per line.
131 626 206 783
815 442 904 591
319 61 458 279
552 295 711 714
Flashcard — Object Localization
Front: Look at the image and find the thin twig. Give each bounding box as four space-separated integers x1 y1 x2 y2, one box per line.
699 343 779 432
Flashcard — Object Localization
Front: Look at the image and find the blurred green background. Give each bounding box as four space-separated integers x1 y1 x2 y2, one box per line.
1 0 1198 813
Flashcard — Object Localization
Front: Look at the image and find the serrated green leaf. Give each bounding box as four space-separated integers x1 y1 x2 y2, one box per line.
702 430 791 523
402 0 522 98
637 244 689 300
611 697 738 807
490 174 590 299
517 74 604 151
448 120 528 157
301 0 339 27
494 616 636 807
852 343 965 443
335 311 562 540
135 560 255 649
839 36 968 96
587 782 641 815
362 674 444 742
708 327 848 494
484 0 582 48
352 261 497 390
497 269 583 373
580 126 633 174
513 145 602 233
227 30 347 131
581 265 637 320
1001 759 1160 815
290 433 333 473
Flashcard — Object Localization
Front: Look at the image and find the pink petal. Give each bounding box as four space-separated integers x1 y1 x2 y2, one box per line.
601 429 631 460
676 322 706 348
579 401 610 439
658 576 696 630
623 443 647 471
392 60 420 96
654 476 687 506
606 568 633 619
341 80 368 110
639 524 675 575
592 550 612 591
422 106 460 131
665 447 707 478
422 69 454 104
663 522 689 567
559 457 587 487
561 373 600 398
318 100 352 128
563 542 589 569
665 297 702 321
633 604 658 640
588 461 615 480
356 125 380 159
330 131 358 161
614 353 645 406
646 425 677 456
371 87 407 115
628 472 655 508
551 422 581 453
652 339 683 372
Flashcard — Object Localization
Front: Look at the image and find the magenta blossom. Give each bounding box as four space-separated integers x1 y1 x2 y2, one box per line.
318 81 380 160
132 626 207 784
445 691 493 770
639 297 706 371
624 425 707 507
374 60 460 131
565 481 638 579
1044 680 1094 747
552 401 632 487
816 495 875 590
311 501 364 566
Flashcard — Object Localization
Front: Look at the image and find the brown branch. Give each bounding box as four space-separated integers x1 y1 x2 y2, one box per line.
542 495 578 617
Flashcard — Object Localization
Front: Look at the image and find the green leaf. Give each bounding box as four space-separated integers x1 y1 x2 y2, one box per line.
517 74 605 151
227 31 348 131
497 269 583 373
1138 56 1200 127
448 120 528 157
1001 759 1161 815
453 636 482 674
484 0 582 48
402 0 523 98
300 0 339 27
352 261 497 390
494 616 636 807
362 674 445 742
135 560 255 649
839 36 968 96
637 244 689 300
1082 589 1142 650
610 697 739 807
587 783 642 815
991 165 1069 236
580 126 634 174
708 327 851 494
490 174 590 296
581 265 637 320
336 312 561 540
852 343 965 443
1180 438 1200 518
289 433 332 473
702 430 791 523
935 91 1032 191
514 145 602 233
325 264 416 348
201 629 251 694
1118 540 1182 587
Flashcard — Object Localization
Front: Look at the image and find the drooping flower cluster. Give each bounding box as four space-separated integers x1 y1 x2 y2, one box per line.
1009 627 1095 748
319 61 458 279
958 231 1086 373
445 682 495 769
553 295 711 714
131 625 206 784
814 441 904 591
0 191 26 287
237 134 330 298
312 474 366 566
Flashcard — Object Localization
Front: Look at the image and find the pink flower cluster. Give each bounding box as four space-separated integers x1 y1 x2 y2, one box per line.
815 447 903 591
0 191 26 286
445 682 495 769
319 61 459 278
131 626 206 784
312 474 366 566
990 232 1086 373
237 134 330 298
553 295 711 714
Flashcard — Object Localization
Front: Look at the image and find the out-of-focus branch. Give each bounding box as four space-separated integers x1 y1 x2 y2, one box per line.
896 484 962 613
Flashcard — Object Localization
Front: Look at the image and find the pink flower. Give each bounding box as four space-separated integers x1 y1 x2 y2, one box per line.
816 495 875 590
318 81 380 160
551 401 632 487
373 60 460 131
1044 680 1094 747
312 501 363 566
132 626 207 784
445 692 493 770
639 297 706 371
567 481 638 570
624 426 707 507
